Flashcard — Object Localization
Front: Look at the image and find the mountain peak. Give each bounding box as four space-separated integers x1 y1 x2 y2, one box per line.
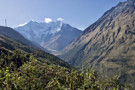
15 20 82 52
28 20 41 23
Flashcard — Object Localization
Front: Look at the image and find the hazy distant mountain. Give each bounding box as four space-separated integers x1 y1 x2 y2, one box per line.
60 0 135 87
15 20 82 53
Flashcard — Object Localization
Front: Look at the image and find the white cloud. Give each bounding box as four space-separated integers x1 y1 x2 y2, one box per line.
18 22 27 26
45 18 52 23
57 18 63 21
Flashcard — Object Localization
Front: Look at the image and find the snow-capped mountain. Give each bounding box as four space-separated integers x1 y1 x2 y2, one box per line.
14 20 82 53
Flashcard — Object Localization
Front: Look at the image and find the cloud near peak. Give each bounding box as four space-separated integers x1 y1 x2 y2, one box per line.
45 18 52 23
44 17 63 23
57 18 63 21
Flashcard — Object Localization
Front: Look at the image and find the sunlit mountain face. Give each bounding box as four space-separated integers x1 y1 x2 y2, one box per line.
15 20 82 53
60 0 135 88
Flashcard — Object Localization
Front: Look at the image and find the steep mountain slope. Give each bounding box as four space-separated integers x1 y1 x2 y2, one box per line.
15 21 82 53
61 0 135 87
0 26 72 68
0 26 36 47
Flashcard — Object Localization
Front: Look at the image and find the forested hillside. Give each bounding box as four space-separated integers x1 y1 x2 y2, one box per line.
0 26 71 68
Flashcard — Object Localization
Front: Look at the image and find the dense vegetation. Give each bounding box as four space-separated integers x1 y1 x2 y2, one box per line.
0 28 131 89
0 48 130 90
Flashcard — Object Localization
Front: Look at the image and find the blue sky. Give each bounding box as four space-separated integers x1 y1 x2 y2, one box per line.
0 0 126 30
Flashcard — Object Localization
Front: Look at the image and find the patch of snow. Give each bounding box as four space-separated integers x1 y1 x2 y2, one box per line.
18 22 28 27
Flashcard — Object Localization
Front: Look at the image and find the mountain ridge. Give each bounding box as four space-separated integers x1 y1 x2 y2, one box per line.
15 21 82 53
0 26 36 47
0 26 72 68
60 0 135 88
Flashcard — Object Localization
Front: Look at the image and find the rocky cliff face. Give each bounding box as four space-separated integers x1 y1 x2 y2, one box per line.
60 0 135 87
